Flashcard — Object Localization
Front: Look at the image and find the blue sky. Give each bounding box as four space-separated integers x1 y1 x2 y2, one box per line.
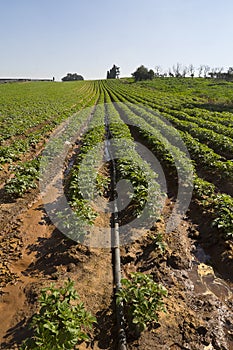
1 0 233 80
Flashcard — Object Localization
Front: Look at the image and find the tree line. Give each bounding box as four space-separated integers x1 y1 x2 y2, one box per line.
131 64 233 82
61 64 233 82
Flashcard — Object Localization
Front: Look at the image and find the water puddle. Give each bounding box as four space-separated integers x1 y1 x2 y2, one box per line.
188 244 232 302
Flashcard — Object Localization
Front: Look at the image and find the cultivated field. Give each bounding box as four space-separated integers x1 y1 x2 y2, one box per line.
0 78 232 349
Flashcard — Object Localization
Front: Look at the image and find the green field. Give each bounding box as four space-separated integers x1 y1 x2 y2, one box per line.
1 78 232 240
0 78 233 349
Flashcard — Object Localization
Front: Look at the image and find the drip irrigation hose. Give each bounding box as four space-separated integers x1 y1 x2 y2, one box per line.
113 215 127 350
105 116 127 350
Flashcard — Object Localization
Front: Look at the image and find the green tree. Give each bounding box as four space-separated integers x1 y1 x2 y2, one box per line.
148 69 155 80
107 64 120 79
132 65 155 82
62 73 84 81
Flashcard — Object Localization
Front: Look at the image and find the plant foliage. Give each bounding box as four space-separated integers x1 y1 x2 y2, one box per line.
20 280 96 350
116 272 167 333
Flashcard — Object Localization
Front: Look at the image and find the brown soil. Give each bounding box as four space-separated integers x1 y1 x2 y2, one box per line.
121 215 233 350
196 166 233 197
0 190 232 349
0 195 115 349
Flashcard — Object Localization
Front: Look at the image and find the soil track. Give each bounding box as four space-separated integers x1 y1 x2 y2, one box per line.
0 195 115 349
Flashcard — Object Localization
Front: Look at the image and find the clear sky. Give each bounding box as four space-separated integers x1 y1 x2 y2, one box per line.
1 0 233 81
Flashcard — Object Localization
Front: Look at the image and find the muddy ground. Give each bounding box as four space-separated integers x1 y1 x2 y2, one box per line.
0 184 232 350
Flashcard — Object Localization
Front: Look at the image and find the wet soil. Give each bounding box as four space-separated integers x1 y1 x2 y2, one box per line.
0 195 115 349
0 190 232 349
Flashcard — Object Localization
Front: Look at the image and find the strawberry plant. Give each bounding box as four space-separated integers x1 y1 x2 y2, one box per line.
148 231 166 253
20 279 96 350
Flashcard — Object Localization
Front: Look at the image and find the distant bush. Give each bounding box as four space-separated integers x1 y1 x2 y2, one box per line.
62 73 84 81
132 65 155 82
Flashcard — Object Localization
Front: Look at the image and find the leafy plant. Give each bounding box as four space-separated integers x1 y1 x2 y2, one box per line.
154 232 167 253
193 177 233 239
96 173 110 196
116 272 167 333
211 194 233 239
104 99 163 222
65 98 106 225
5 158 40 196
20 279 96 350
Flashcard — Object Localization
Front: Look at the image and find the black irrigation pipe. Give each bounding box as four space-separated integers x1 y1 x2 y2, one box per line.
104 114 127 350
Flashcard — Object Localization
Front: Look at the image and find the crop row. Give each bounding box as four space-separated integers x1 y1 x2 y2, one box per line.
105 81 233 189
105 80 233 159
165 109 233 139
0 81 93 141
4 82 101 196
0 82 99 165
61 86 107 242
130 103 233 188
160 112 233 159
103 81 233 240
103 87 163 224
58 84 163 242
106 79 233 127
